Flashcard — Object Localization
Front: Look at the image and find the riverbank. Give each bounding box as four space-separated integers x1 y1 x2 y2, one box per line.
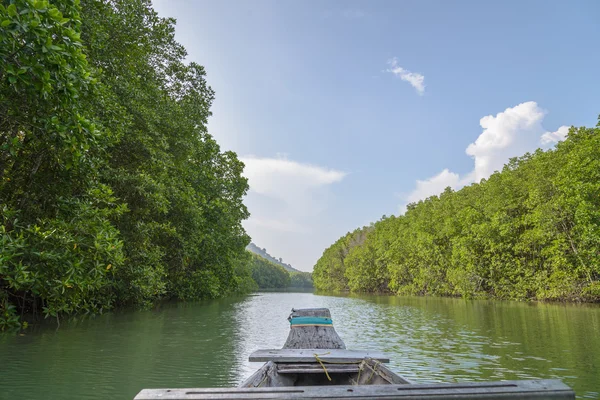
315 289 600 304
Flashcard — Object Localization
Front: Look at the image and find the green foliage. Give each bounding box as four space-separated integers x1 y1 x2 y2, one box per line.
1 0 251 329
1 189 125 319
0 0 122 330
231 252 259 293
249 254 291 289
314 123 600 302
0 289 20 331
290 272 314 288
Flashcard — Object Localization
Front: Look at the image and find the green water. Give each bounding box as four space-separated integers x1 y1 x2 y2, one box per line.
0 292 599 399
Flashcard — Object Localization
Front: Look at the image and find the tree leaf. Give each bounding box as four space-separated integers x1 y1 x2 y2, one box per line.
7 4 17 17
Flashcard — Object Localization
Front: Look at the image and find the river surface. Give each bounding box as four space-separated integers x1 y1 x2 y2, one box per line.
0 292 599 399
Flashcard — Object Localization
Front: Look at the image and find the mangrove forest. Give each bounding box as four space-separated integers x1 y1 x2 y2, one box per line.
314 122 600 302
1 0 256 330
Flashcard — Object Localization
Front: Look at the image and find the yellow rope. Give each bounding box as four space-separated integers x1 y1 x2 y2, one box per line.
256 374 268 387
365 359 380 383
314 353 332 381
312 352 367 382
354 363 363 385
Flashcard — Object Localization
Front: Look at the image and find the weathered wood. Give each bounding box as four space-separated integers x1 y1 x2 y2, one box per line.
288 308 332 318
239 362 295 388
243 359 408 387
277 363 360 374
284 326 346 350
355 359 411 385
135 379 575 399
249 349 389 363
284 308 346 349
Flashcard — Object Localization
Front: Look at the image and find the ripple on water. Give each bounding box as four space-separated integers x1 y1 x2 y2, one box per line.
0 292 598 400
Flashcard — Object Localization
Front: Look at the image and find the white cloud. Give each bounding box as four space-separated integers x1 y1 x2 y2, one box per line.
386 58 425 95
241 156 346 201
541 125 570 145
405 169 461 204
240 156 346 270
402 101 566 209
244 217 307 234
465 101 546 182
240 155 346 232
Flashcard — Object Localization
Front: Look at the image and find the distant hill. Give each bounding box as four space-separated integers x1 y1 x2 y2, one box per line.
246 243 300 273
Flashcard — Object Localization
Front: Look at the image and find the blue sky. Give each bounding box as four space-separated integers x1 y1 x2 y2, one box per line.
153 0 600 271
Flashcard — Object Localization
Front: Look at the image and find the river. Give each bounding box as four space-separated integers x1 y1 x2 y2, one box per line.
0 292 598 399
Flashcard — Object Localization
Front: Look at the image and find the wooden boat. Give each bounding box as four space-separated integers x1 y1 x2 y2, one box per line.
239 308 410 388
135 307 575 399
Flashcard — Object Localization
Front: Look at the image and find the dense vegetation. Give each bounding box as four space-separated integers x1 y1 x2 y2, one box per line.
1 0 254 330
248 254 290 289
314 123 600 302
248 253 313 289
290 271 314 288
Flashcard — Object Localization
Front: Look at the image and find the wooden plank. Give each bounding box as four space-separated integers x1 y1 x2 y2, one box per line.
284 308 346 350
289 308 332 318
283 325 346 350
354 359 411 385
238 361 295 388
277 363 360 374
135 379 575 400
249 349 389 363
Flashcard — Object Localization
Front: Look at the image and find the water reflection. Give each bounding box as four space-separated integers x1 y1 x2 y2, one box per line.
0 292 598 399
321 294 600 399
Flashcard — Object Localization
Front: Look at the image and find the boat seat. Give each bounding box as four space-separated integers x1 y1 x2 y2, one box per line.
276 363 360 374
248 349 389 363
